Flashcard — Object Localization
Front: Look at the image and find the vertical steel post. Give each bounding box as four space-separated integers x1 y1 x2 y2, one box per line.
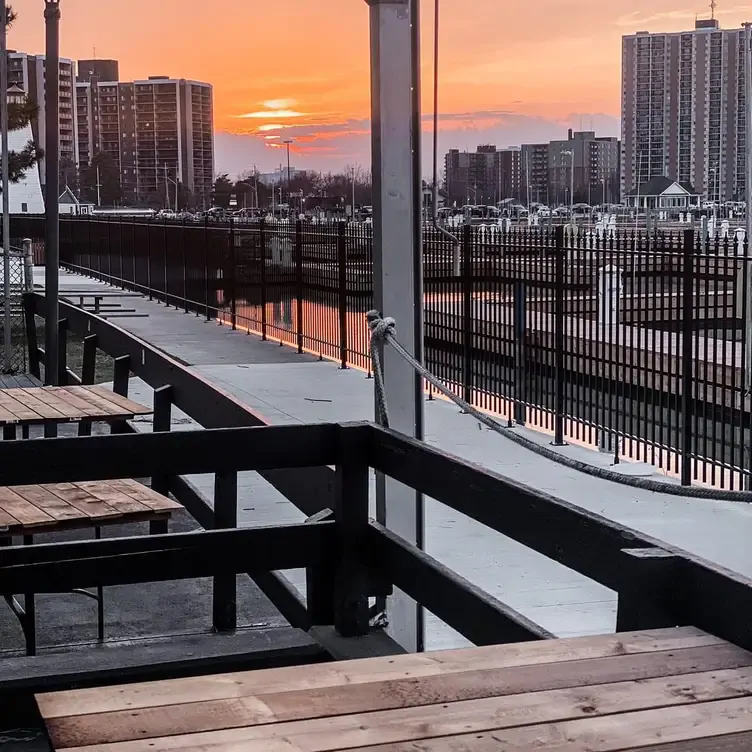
681 229 694 486
1 0 11 372
366 0 424 652
552 225 567 446
43 0 61 385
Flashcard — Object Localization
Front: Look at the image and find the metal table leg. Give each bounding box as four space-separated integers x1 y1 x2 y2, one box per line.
23 534 35 656
95 526 104 642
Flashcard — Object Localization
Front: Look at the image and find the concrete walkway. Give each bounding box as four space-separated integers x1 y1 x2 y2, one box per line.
42 270 752 650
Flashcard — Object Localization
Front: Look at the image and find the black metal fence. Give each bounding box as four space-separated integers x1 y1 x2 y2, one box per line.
12 214 752 490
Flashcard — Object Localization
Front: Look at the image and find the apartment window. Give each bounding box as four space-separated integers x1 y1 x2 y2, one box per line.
21 203 28 213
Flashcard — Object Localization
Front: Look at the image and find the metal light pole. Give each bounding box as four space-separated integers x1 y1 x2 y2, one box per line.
44 0 60 385
284 139 292 206
1 0 11 372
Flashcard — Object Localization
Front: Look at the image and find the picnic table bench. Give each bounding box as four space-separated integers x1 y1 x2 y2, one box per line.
0 386 181 656
33 626 752 750
0 479 182 656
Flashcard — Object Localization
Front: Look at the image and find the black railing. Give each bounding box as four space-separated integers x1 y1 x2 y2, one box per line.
13 289 752 664
13 214 752 490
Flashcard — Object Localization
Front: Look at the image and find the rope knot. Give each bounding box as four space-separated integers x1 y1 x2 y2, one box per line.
366 310 396 342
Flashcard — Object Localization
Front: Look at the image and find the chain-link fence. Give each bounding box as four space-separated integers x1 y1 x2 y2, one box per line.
0 245 32 373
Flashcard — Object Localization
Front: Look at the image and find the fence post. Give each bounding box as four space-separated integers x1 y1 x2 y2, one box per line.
146 219 152 300
334 437 369 637
681 228 694 486
118 215 124 284
23 295 40 380
229 218 237 329
260 218 267 340
182 218 189 313
22 238 33 292
338 222 348 368
163 218 168 306
296 219 304 353
151 385 173 496
552 225 567 446
86 215 92 274
201 217 209 321
462 223 473 405
213 470 238 633
513 282 527 426
131 216 136 292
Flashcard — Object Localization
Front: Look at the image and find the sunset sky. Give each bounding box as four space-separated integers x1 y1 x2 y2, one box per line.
8 0 752 176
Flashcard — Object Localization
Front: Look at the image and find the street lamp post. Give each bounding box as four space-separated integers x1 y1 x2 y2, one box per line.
284 139 292 208
562 149 574 222
44 0 60 385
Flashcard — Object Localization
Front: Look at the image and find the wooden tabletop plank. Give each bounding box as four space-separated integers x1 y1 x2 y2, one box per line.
6 389 68 421
0 505 20 530
0 487 56 527
35 627 724 719
0 401 22 423
41 484 123 522
9 485 84 523
344 696 752 752
0 391 39 422
60 387 126 417
21 389 84 420
47 684 752 752
72 482 151 515
45 665 752 750
108 479 182 513
54 388 104 418
84 386 152 416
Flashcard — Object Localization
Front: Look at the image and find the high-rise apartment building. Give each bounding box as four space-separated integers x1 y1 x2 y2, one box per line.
520 143 549 204
445 132 619 208
622 18 750 202
548 130 620 206
7 51 76 187
75 67 214 207
444 145 521 206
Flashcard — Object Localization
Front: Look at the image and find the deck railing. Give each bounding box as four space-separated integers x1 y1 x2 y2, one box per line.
15 289 752 656
13 214 752 490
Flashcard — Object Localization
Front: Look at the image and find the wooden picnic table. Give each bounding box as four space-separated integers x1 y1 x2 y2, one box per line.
0 385 152 439
34 626 752 750
0 479 182 657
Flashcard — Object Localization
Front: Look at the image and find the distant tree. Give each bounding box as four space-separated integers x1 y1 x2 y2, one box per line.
212 174 233 208
3 6 43 187
79 152 122 206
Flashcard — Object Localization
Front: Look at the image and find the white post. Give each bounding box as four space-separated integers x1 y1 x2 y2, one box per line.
366 0 424 652
1 0 11 372
22 238 32 292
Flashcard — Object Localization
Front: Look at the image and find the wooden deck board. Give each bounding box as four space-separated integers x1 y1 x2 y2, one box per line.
35 627 724 718
35 628 752 752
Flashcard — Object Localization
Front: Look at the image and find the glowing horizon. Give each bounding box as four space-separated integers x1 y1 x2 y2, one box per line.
8 0 752 172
